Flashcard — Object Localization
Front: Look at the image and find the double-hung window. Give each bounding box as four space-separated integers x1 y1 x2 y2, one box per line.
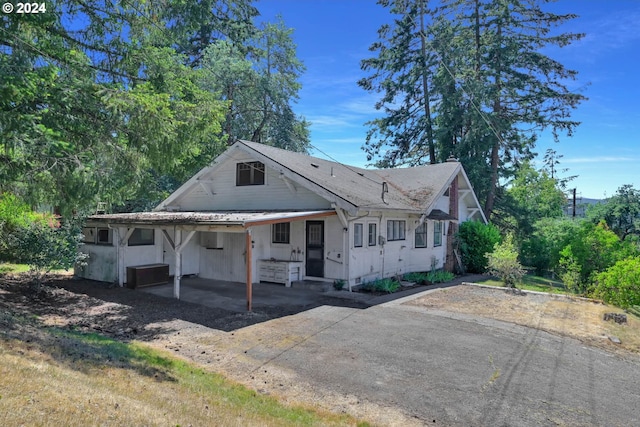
434 221 443 247
272 222 290 244
368 223 377 246
415 222 428 248
387 220 406 241
354 223 363 247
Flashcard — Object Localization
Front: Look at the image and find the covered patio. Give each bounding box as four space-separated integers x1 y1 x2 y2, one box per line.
137 277 369 313
85 210 337 311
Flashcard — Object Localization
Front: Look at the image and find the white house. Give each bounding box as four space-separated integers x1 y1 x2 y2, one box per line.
77 140 486 309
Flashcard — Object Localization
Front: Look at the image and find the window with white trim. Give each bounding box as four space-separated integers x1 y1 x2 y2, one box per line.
354 223 363 248
236 161 265 186
415 222 428 248
97 228 113 245
368 223 377 246
128 228 154 246
434 221 443 247
272 222 290 244
386 220 406 241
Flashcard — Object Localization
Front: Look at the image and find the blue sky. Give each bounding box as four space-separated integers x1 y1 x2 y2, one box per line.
256 0 639 200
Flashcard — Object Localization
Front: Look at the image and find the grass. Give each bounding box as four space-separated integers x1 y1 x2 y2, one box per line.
476 274 568 295
408 285 640 354
0 262 72 275
0 262 30 274
0 317 367 427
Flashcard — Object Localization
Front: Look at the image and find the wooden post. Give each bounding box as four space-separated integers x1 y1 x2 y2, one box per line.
117 227 135 287
174 229 182 299
246 228 253 312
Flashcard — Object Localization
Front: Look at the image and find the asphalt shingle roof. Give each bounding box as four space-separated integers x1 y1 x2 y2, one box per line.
238 140 460 213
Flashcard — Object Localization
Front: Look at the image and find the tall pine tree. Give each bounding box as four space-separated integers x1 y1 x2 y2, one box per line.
360 0 586 218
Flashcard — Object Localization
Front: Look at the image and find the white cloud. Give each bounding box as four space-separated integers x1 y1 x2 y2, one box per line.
563 156 637 164
574 7 640 56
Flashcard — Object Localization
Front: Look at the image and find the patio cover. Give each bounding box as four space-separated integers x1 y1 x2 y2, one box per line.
88 210 336 311
87 210 337 231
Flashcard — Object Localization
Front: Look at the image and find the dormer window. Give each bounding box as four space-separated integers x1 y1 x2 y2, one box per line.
236 161 265 186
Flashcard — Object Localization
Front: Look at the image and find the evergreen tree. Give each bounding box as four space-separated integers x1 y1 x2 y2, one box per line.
360 0 587 219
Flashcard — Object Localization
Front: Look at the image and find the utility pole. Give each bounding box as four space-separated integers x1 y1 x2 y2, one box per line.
572 188 577 218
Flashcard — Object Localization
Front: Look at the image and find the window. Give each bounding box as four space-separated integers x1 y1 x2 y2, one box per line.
415 222 428 248
128 228 154 246
368 223 377 246
236 161 265 186
354 223 363 248
272 222 290 244
434 221 443 247
386 220 406 241
97 228 113 245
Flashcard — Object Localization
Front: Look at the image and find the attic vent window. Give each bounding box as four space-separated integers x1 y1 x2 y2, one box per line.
310 163 319 168
236 161 265 186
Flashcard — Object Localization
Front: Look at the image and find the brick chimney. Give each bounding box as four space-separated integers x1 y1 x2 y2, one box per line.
445 173 459 272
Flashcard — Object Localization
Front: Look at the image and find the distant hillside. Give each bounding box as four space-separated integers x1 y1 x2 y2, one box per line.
564 197 602 218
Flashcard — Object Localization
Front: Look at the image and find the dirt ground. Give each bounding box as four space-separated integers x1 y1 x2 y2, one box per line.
1 274 638 426
407 283 640 355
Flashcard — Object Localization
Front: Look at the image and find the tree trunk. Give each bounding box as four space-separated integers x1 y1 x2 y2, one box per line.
419 1 436 164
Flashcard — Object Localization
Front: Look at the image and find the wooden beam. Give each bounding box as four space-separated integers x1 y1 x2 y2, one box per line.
199 182 216 200
117 227 135 287
175 230 196 252
161 229 175 250
245 229 253 312
244 210 336 228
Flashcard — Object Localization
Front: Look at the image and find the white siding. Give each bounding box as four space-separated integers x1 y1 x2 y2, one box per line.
323 216 344 280
76 244 117 282
199 232 246 282
174 152 331 211
434 195 449 212
346 214 448 286
161 229 200 276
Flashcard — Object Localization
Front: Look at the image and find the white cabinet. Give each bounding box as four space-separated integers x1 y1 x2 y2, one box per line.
258 260 302 287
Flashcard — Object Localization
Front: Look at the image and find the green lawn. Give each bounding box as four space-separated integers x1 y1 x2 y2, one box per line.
0 263 30 274
476 274 568 294
0 263 72 275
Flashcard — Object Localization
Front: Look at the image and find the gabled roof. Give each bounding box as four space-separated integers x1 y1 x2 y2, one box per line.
157 140 485 221
238 140 460 212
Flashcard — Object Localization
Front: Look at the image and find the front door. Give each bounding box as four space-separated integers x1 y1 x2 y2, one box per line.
306 221 324 277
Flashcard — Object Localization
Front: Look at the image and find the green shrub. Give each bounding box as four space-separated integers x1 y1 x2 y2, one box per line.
486 234 525 288
592 257 640 309
403 272 430 284
0 193 58 262
558 245 584 294
521 217 582 276
426 270 455 283
362 278 400 293
333 279 345 290
557 221 638 293
8 218 88 283
457 221 501 273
